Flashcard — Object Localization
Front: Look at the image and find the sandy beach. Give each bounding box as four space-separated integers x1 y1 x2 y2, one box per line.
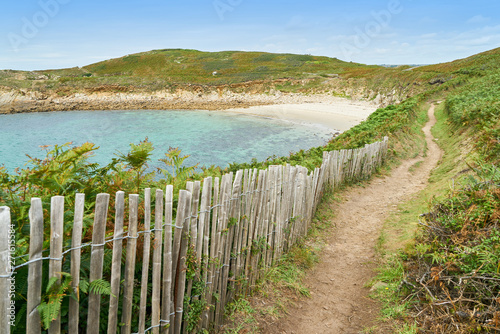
224 100 377 132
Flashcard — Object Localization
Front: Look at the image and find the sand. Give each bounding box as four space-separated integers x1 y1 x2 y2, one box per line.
223 100 378 132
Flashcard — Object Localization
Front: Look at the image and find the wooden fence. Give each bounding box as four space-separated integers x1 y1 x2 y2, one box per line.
0 137 388 333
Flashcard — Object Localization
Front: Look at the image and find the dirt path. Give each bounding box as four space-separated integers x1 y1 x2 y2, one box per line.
263 104 443 333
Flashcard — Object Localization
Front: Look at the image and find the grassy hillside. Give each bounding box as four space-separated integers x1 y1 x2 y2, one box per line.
1 48 498 99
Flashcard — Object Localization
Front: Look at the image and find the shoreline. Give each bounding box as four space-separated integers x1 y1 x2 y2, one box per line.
0 90 378 113
0 90 378 132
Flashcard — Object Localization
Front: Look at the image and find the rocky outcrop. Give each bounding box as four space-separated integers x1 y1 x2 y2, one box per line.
0 88 380 114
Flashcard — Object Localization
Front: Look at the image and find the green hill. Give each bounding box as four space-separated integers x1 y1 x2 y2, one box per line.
1 48 497 98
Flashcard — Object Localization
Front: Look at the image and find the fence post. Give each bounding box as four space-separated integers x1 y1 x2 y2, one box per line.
0 207 11 334
173 190 192 334
107 191 125 334
139 188 152 334
161 185 173 334
121 194 139 334
87 193 110 334
48 196 64 334
151 189 164 334
26 199 43 334
68 194 85 333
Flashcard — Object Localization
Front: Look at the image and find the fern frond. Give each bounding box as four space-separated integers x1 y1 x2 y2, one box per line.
45 277 59 293
80 279 89 294
89 278 113 296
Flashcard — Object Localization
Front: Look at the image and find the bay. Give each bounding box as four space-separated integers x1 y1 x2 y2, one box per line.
0 109 333 172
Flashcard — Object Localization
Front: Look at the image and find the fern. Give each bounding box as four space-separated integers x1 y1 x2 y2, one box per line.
89 278 113 297
38 272 73 330
79 279 89 294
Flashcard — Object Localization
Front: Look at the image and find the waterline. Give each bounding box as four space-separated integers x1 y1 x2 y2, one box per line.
0 109 334 172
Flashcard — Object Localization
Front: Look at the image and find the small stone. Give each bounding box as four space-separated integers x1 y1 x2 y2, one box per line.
370 281 389 292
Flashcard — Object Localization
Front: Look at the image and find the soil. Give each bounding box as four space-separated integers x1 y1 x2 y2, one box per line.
260 104 443 333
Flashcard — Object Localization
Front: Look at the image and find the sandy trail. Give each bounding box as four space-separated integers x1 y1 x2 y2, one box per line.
262 104 442 333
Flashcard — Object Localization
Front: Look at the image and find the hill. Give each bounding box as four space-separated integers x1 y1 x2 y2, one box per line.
0 48 499 114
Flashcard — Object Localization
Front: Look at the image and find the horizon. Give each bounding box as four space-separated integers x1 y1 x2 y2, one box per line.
1 0 499 71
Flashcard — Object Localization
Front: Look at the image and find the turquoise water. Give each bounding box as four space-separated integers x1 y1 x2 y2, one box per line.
0 109 333 172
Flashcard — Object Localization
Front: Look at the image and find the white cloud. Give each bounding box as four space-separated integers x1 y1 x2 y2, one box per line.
467 15 491 24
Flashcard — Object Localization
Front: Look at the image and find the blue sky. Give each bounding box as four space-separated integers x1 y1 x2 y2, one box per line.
1 0 499 70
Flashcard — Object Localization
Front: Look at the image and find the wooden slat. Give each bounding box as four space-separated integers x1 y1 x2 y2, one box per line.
183 181 200 333
107 191 125 334
161 185 173 334
199 177 212 328
228 170 243 300
206 177 220 327
26 198 43 334
220 172 235 316
239 170 251 279
244 169 258 284
68 193 85 333
151 189 164 334
139 188 152 333
0 207 11 334
250 170 266 287
214 173 232 325
48 196 64 334
272 165 283 264
173 190 192 334
121 194 139 334
87 193 110 334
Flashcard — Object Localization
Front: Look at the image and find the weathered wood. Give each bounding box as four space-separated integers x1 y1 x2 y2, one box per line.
239 170 252 280
0 207 11 334
215 173 233 324
228 170 243 300
279 165 291 255
151 189 164 334
161 185 173 334
107 191 125 334
26 198 43 334
272 165 283 264
244 169 258 284
68 194 85 334
183 181 200 334
87 193 110 334
173 190 192 334
48 196 64 334
121 194 139 334
139 188 152 334
206 177 220 327
199 177 212 328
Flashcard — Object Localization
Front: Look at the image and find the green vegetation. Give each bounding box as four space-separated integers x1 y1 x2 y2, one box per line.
2 48 498 99
371 56 500 333
1 47 499 332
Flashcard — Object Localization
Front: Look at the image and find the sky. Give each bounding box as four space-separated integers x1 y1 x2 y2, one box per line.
1 0 499 70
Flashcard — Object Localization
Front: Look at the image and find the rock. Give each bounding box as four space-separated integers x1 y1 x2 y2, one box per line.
369 281 389 292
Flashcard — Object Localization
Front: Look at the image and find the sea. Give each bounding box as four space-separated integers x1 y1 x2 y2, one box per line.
0 109 333 173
